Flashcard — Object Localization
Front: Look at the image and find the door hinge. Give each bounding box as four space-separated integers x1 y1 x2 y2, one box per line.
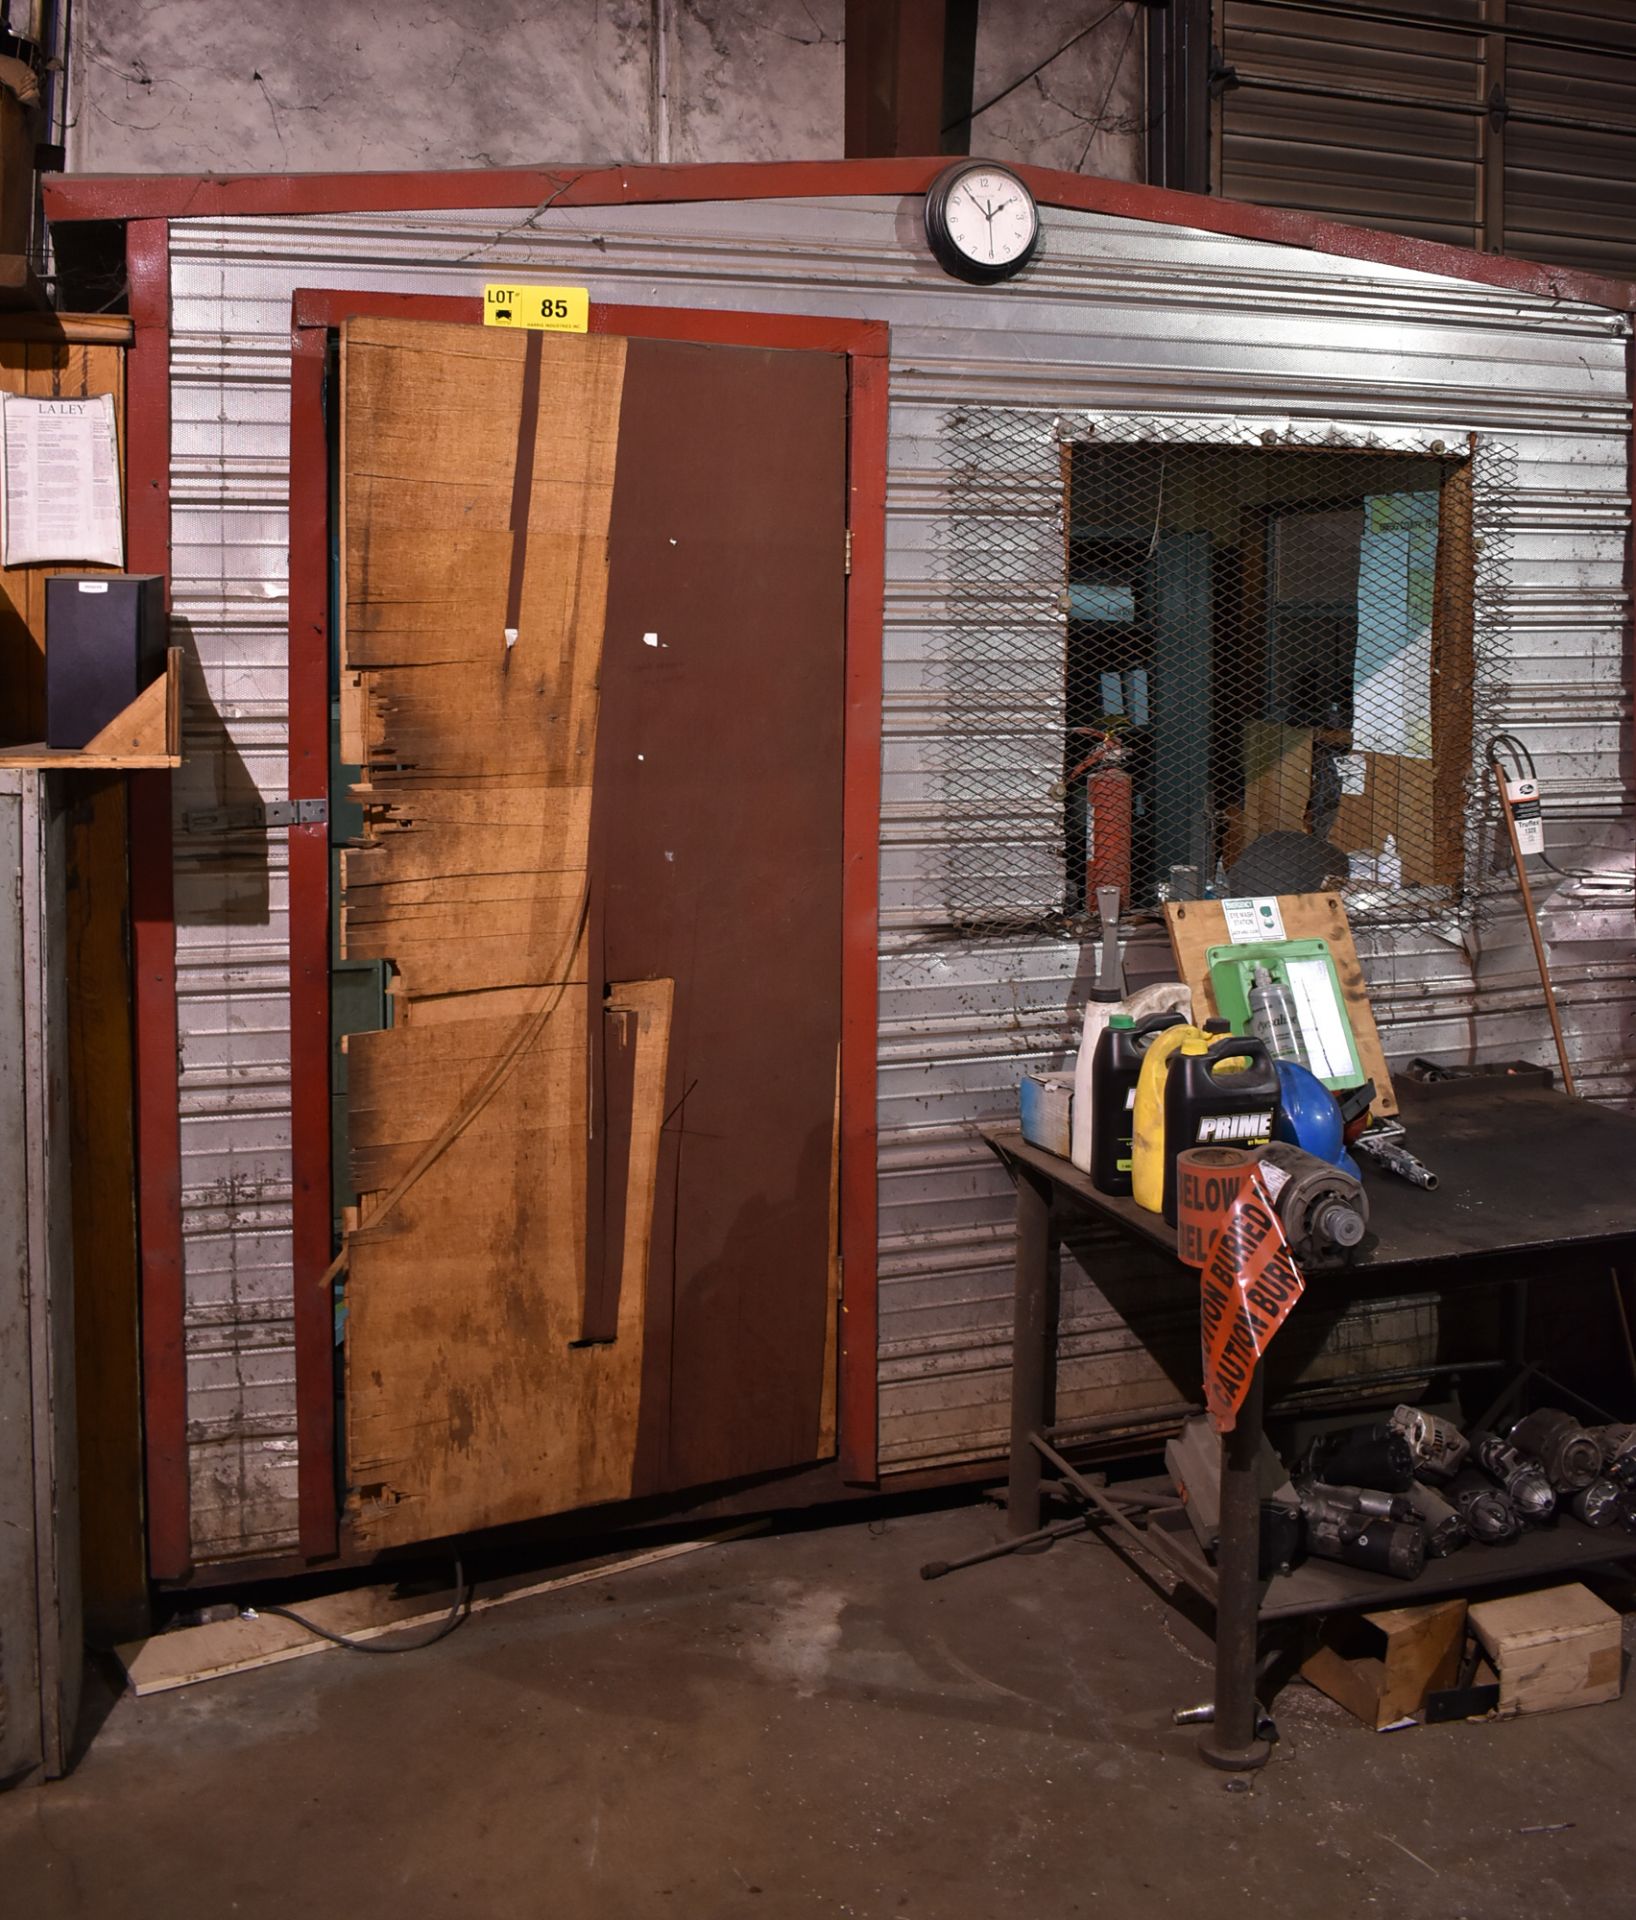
844 528 852 576
184 797 328 833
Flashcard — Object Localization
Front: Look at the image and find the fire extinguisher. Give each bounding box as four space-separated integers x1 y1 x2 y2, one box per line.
1067 724 1132 906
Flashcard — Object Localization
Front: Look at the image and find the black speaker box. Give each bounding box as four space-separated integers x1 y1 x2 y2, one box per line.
45 573 167 749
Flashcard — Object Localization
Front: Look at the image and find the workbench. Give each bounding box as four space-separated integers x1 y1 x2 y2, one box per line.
984 1080 1636 1770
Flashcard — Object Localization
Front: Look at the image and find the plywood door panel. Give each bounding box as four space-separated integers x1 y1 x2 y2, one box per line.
340 320 633 1547
339 319 847 1549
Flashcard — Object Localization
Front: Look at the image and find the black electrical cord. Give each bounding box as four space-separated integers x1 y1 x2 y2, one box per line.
1486 730 1596 884
249 1559 473 1654
946 1 1128 134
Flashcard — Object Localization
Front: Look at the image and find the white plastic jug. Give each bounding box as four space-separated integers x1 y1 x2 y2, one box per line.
1070 979 1194 1173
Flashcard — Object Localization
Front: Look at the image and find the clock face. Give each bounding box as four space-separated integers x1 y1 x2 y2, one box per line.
925 162 1040 283
944 168 1037 270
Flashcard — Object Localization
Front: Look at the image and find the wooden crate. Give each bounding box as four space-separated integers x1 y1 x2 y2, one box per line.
1469 1583 1623 1718
1300 1597 1466 1729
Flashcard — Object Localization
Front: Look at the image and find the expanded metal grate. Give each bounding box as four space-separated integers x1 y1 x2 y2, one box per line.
934 409 1511 934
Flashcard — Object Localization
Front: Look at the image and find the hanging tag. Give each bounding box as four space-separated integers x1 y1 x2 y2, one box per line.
1505 776 1544 857
483 284 589 333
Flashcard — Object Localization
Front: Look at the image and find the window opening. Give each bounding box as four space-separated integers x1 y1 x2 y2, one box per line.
937 412 1507 934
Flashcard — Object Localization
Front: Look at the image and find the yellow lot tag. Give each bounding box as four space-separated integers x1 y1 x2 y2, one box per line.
482 284 589 332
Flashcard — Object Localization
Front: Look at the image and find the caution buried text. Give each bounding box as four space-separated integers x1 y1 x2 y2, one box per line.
1198 1171 1306 1433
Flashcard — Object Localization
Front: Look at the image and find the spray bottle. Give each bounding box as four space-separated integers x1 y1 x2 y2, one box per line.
1247 964 1312 1071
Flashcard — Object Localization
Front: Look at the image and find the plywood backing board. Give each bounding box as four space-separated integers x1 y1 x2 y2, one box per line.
1163 891 1397 1115
0 334 127 742
340 319 634 1547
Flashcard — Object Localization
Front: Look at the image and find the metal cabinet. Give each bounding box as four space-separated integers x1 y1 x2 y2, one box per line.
0 770 81 1784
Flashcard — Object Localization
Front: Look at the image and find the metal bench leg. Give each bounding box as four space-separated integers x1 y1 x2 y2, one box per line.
1199 1361 1272 1772
1007 1165 1054 1537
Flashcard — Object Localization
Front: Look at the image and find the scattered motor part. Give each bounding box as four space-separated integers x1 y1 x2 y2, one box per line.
1255 1142 1369 1267
1301 1421 1415 1493
1572 1479 1623 1528
1353 1130 1439 1190
1472 1433 1556 1521
1301 1478 1417 1523
1259 1498 1306 1579
1451 1479 1523 1545
1388 1403 1469 1482
1589 1423 1636 1488
1620 1494 1636 1537
1298 1482 1425 1580
1508 1408 1602 1494
1403 1480 1469 1557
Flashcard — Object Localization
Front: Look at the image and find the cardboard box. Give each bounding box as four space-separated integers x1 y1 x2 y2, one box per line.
1019 1072 1073 1159
1300 1598 1467 1730
1469 1583 1623 1718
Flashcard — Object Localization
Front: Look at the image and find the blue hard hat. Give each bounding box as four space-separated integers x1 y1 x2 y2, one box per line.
1274 1060 1359 1175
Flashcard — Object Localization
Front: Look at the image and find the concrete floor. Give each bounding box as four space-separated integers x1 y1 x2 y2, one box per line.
3 1497 1632 1919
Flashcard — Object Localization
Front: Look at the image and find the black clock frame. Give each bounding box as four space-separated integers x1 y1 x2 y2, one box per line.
923 160 1042 285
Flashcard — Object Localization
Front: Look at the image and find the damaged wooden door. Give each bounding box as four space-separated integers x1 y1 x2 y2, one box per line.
337 317 846 1548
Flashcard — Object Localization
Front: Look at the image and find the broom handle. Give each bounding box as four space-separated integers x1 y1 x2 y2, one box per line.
1492 765 1575 1096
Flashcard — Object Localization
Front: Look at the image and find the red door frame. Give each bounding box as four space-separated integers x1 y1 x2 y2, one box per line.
288 289 887 1558
126 217 190 1579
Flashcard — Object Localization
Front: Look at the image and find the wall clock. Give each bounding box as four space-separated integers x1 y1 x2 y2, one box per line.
923 160 1041 285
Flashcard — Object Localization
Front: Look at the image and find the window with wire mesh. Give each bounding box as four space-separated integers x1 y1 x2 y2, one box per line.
935 411 1507 933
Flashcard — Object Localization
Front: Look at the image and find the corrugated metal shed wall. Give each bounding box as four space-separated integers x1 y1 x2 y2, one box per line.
165 194 1632 1557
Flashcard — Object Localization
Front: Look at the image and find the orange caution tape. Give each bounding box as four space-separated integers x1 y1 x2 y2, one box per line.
1198 1169 1306 1433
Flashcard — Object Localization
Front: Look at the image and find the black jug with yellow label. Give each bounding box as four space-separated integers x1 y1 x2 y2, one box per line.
1161 1032 1281 1226
1090 1009 1187 1196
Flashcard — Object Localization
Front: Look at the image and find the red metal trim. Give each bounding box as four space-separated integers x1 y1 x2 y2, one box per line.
1627 331 1635 879
126 218 189 1580
285 289 886 1548
839 345 887 1485
49 156 1636 314
287 322 337 1558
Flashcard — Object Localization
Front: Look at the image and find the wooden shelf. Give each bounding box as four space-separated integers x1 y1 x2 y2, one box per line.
0 647 182 769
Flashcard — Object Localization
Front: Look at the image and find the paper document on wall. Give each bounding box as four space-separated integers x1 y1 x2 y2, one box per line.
1 392 124 568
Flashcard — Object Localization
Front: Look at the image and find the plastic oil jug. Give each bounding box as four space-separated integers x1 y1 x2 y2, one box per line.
1089 1010 1186 1196
1130 1022 1210 1214
1069 979 1193 1172
1160 1033 1282 1225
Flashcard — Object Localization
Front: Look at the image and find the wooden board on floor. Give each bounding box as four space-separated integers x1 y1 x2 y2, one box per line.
1162 890 1397 1115
116 1534 739 1694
